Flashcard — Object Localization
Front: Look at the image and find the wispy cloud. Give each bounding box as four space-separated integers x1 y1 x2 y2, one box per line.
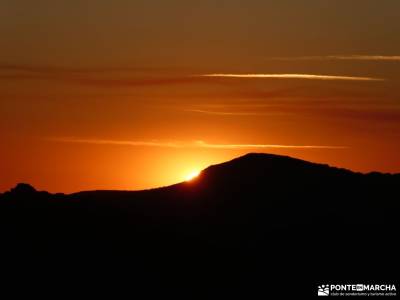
0 64 171 74
49 137 181 148
193 141 347 149
184 109 290 116
271 55 400 62
49 137 347 150
0 64 385 86
200 73 383 81
0 64 200 87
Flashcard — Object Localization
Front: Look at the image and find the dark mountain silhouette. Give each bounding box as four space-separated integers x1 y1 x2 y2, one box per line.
1 153 399 297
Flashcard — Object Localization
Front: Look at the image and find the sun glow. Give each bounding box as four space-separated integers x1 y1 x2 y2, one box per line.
185 170 201 181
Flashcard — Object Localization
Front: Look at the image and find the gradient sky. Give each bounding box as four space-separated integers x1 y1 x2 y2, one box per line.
1 0 400 192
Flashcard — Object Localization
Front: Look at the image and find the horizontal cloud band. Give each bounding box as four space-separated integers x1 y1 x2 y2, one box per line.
200 73 384 81
49 137 347 150
271 55 400 61
0 65 384 85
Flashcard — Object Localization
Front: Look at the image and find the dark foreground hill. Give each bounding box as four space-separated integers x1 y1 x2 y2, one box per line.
0 153 399 297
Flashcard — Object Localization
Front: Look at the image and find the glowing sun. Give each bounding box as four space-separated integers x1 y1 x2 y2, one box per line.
185 170 201 181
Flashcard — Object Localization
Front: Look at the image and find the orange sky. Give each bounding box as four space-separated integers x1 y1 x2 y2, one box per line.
1 0 400 192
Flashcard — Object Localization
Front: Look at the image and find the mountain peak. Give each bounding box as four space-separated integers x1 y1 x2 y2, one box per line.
10 183 37 195
205 152 326 172
197 152 354 189
231 152 300 162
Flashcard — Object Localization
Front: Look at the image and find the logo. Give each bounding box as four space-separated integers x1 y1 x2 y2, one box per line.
318 285 330 296
317 284 397 297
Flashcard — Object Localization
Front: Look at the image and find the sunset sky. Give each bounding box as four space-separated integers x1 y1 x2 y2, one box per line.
1 0 400 193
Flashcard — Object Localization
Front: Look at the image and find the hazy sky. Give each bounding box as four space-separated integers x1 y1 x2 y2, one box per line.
1 0 400 192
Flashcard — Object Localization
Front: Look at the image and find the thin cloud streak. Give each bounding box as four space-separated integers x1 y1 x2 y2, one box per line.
200 73 383 81
0 64 384 86
271 55 400 61
0 64 173 74
184 109 290 116
49 137 181 148
49 137 347 150
194 141 347 149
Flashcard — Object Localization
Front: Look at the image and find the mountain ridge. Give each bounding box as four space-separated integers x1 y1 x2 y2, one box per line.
0 152 398 297
3 152 398 196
